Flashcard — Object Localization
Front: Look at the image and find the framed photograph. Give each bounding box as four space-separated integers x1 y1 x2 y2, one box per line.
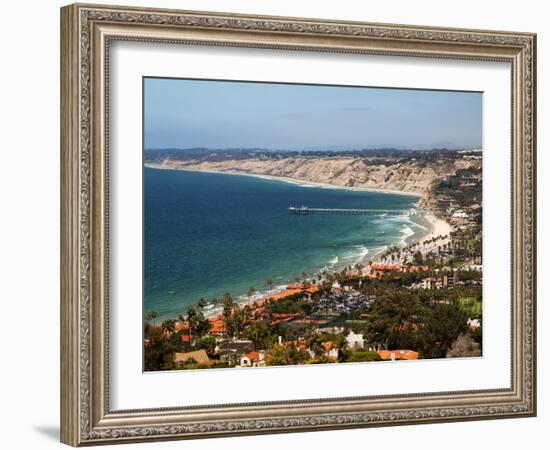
60 3 536 446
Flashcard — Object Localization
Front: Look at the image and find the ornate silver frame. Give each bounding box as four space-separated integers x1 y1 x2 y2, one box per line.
60 3 536 446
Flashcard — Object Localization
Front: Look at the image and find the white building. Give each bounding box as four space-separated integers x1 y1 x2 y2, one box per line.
452 210 468 219
346 331 365 350
467 318 481 330
240 350 265 368
421 277 434 289
323 344 339 361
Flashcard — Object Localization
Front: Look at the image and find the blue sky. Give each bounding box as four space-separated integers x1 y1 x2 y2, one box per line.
144 78 482 150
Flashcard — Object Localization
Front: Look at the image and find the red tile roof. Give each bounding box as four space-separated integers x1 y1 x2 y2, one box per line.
244 351 261 361
270 312 301 325
371 264 402 271
377 350 419 361
305 284 320 294
322 341 335 351
268 289 303 301
271 313 301 319
208 317 225 334
286 283 307 290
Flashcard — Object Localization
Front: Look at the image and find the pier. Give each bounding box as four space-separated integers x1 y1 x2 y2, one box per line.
288 206 426 216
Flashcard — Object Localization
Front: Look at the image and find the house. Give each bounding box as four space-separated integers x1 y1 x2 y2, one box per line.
451 217 470 227
346 330 365 350
438 197 454 208
368 264 399 279
208 317 226 335
219 340 254 354
303 283 321 299
267 289 303 302
331 280 342 292
174 349 212 366
377 349 419 361
286 283 320 295
443 272 457 288
321 341 339 361
452 210 468 219
421 277 435 289
407 265 430 273
467 318 481 330
240 350 266 368
305 341 340 361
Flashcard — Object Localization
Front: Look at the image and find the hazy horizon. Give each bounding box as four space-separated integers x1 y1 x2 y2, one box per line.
144 78 483 151
144 145 482 152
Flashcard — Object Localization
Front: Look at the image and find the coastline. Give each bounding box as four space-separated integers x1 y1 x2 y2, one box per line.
144 163 452 321
144 163 423 198
420 213 453 243
201 212 454 321
362 210 453 267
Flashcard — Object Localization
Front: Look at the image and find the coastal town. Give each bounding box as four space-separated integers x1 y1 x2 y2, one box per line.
144 150 483 371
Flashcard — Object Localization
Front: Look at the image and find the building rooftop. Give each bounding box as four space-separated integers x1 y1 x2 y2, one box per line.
174 349 211 366
377 350 419 361
244 351 261 362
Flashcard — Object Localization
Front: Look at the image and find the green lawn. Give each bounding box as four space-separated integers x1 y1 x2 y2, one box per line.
459 297 482 319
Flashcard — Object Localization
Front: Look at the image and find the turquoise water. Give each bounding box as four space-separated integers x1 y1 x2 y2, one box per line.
144 168 423 320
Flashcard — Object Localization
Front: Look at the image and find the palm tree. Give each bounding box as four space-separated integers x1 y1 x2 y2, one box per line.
161 319 175 334
222 292 235 339
247 286 256 300
262 300 273 322
232 303 244 339
266 277 274 291
197 297 207 310
242 304 252 324
145 310 158 326
185 305 198 344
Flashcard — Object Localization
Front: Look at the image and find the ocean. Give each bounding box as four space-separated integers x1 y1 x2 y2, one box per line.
144 167 424 320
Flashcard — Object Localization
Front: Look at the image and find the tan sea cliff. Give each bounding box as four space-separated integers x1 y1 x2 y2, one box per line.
148 156 481 206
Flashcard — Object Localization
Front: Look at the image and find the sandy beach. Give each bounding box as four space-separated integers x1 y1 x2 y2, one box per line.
422 213 453 242
363 212 453 267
